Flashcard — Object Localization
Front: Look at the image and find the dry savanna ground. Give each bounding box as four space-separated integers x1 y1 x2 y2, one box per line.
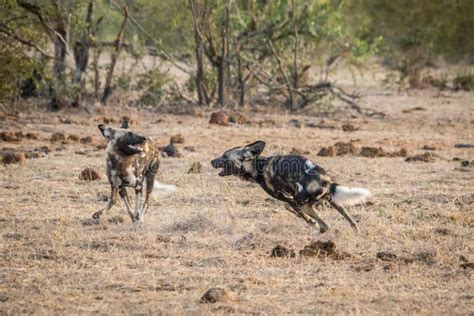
1 87 473 314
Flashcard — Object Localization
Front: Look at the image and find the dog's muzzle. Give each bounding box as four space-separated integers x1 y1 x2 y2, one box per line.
211 157 231 176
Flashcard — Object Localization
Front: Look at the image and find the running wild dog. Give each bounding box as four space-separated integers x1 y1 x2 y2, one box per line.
211 141 372 233
93 121 175 224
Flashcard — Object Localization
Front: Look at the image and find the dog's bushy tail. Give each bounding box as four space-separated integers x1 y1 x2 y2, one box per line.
330 184 372 206
153 181 177 196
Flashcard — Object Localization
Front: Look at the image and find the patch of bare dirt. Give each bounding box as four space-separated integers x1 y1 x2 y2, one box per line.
299 240 351 260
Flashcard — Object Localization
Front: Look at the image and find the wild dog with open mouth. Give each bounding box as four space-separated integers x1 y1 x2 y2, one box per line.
93 121 174 224
211 141 372 234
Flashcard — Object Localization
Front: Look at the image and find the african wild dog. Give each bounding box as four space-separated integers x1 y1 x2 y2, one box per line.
93 121 175 224
211 141 372 233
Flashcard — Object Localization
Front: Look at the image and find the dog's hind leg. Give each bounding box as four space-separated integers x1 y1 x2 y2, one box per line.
137 173 155 223
330 201 359 232
93 187 117 219
119 188 136 223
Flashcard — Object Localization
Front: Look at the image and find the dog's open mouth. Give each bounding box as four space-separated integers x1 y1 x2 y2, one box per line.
128 144 143 152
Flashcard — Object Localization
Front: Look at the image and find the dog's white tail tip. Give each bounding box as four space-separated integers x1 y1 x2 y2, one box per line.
153 180 177 196
331 185 372 206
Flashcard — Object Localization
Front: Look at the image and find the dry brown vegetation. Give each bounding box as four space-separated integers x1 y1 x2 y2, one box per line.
1 87 473 314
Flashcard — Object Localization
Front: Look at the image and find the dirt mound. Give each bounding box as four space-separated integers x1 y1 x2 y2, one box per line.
80 136 92 144
360 146 386 157
317 146 337 157
290 147 310 155
342 124 359 132
1 150 26 165
170 134 185 144
288 119 302 128
376 250 437 265
79 167 101 181
319 142 407 158
200 288 230 304
1 131 22 142
68 134 80 142
271 245 296 258
187 162 202 174
405 152 436 162
422 145 438 151
50 132 66 142
257 118 278 127
229 113 251 125
209 112 229 126
299 240 350 260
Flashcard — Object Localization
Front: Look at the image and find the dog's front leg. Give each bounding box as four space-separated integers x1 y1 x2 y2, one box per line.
133 181 143 223
93 187 117 219
119 187 136 223
330 201 359 232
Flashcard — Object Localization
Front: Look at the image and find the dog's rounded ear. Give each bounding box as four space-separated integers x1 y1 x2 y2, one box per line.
243 140 266 158
120 120 129 129
98 124 112 139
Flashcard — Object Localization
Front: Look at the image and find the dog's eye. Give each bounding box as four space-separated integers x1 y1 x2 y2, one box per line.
126 132 133 137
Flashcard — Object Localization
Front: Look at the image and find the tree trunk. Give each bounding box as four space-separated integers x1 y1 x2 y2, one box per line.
237 54 245 107
216 7 229 108
190 0 206 106
73 1 93 85
101 5 128 105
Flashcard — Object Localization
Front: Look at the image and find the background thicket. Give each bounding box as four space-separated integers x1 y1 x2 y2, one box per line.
1 0 473 109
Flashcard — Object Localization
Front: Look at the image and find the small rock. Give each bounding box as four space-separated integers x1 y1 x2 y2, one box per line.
50 132 66 142
79 167 101 181
200 288 230 304
209 112 229 126
188 162 202 174
162 144 179 157
170 134 185 144
271 245 295 258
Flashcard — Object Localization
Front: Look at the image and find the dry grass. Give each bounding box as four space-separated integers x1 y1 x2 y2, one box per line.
1 88 473 314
